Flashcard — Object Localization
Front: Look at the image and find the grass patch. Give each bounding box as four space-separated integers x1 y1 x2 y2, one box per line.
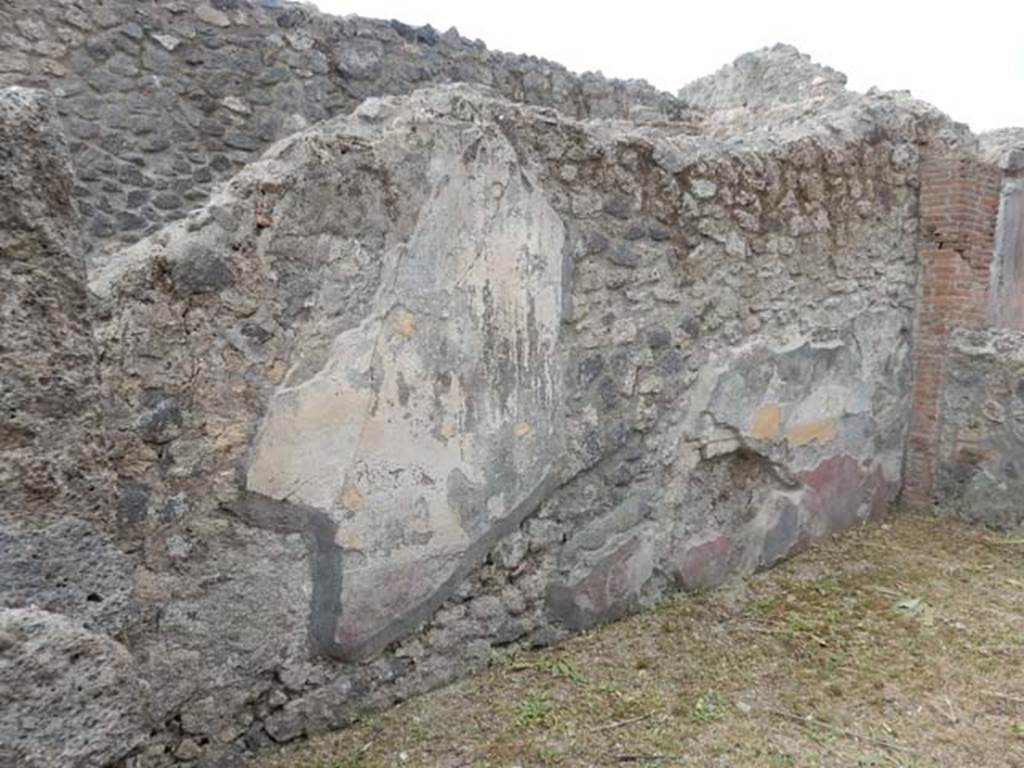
689 690 725 724
514 694 555 730
257 512 1024 767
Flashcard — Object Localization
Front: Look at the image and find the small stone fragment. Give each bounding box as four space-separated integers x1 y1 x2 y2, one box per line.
222 95 251 114
196 4 231 27
151 33 182 51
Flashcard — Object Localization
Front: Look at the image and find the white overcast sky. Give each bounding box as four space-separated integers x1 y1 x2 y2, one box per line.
311 0 1022 133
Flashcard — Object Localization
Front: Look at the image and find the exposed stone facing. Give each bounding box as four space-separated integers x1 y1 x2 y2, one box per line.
980 128 1024 173
0 87 112 529
0 86 146 766
0 0 697 270
77 76 937 764
679 43 848 117
0 608 149 768
934 328 1024 531
904 130 1024 524
3 8 1023 766
0 517 135 635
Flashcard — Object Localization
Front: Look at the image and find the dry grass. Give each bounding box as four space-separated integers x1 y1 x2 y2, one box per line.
257 511 1024 767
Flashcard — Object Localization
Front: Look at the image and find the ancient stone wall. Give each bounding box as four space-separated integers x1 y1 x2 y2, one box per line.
0 0 696 271
0 88 145 768
3 3 1023 765
934 328 1024 531
76 79 934 764
916 131 1024 527
0 87 112 529
678 43 848 124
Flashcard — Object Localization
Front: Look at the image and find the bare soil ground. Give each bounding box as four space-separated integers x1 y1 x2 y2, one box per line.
257 511 1024 767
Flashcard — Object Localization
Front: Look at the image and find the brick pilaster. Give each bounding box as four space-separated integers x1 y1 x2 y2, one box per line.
904 152 1001 504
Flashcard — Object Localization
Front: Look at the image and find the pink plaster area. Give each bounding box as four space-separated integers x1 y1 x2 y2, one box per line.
679 534 734 591
797 454 897 535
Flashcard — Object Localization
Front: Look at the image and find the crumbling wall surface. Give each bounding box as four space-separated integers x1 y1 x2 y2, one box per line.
2 13 998 763
0 0 697 270
935 329 1024 531
924 131 1024 530
78 74 939 764
0 608 149 768
0 86 111 527
0 87 147 768
980 128 1024 171
677 43 850 135
904 131 1024 518
680 43 847 111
